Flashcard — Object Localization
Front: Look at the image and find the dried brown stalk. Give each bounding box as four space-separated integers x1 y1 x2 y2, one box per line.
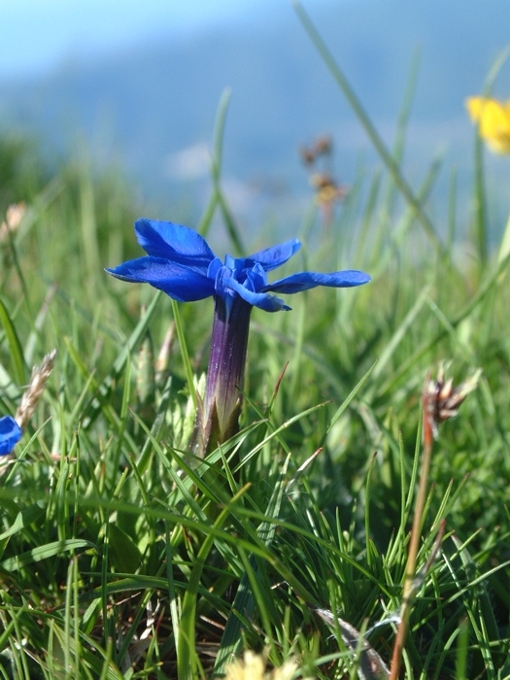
389 367 480 679
15 350 57 430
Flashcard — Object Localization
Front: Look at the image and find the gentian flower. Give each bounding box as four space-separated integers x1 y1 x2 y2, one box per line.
0 416 22 455
466 96 510 154
106 219 370 455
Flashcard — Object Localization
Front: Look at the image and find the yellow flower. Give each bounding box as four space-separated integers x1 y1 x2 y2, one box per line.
222 651 299 680
466 96 510 154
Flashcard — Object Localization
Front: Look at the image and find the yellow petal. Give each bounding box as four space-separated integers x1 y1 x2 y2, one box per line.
466 96 484 122
466 96 510 154
486 135 510 154
271 660 298 680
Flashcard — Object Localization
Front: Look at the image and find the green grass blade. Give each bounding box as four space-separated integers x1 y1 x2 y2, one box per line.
0 299 26 385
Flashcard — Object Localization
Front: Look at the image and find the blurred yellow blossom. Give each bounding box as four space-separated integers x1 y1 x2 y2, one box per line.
222 651 299 680
466 96 510 154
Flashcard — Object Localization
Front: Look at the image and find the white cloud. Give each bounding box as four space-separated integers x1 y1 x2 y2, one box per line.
163 142 211 180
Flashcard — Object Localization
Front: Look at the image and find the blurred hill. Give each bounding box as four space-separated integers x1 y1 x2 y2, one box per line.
1 0 510 231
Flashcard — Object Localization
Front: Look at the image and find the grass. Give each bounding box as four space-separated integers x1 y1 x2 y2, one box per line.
1 15 510 680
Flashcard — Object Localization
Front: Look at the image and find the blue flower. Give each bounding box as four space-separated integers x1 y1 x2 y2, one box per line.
106 219 370 455
106 219 370 315
0 416 22 455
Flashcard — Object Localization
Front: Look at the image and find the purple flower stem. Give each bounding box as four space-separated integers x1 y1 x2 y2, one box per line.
192 296 252 457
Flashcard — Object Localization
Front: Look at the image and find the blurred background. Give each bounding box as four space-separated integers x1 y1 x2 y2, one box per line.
1 0 510 238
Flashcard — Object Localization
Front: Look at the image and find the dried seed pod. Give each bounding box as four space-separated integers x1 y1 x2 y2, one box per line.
422 365 482 438
15 350 57 431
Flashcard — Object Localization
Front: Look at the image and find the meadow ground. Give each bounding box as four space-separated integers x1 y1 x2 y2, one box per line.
1 21 510 680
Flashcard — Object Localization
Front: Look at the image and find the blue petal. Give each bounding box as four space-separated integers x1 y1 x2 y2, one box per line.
224 277 291 312
247 238 301 272
106 257 215 302
0 416 22 455
244 263 268 292
135 218 215 270
266 270 371 294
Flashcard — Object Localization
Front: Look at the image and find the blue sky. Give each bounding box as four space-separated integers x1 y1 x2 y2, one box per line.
0 0 327 78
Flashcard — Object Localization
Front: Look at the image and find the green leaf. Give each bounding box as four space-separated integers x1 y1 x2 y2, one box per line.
107 524 142 574
0 299 26 385
0 539 96 571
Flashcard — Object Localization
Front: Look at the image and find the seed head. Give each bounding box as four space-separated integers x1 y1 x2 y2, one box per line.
15 350 57 430
0 202 27 243
422 365 481 439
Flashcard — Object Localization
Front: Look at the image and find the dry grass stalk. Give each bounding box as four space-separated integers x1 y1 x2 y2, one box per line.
15 349 57 430
389 366 481 680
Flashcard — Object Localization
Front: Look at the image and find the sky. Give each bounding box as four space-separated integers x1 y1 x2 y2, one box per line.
0 0 325 78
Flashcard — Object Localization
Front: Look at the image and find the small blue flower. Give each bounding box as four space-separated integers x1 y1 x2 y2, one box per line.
0 416 22 455
106 219 370 315
107 219 371 455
